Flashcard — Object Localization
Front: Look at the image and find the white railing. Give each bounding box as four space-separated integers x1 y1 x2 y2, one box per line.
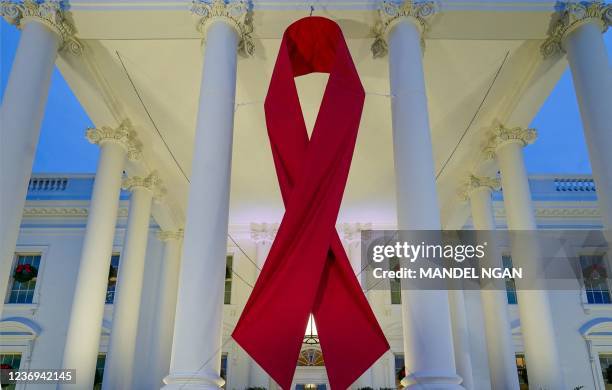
28 177 69 192
554 177 596 192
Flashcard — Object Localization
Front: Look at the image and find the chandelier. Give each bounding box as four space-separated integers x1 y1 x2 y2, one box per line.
303 314 319 345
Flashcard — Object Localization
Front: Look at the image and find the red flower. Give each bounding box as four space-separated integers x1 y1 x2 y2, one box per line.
15 264 34 274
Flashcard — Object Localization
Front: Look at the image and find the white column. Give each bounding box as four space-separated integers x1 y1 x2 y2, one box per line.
463 176 520 390
103 173 165 390
542 1 612 228
0 1 80 317
60 122 142 390
339 222 372 286
248 223 277 388
339 223 374 388
485 125 564 389
448 290 474 390
163 2 252 388
373 1 462 388
150 230 184 389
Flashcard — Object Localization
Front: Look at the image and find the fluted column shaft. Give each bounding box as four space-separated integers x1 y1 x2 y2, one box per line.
163 4 245 386
340 223 374 388
248 223 276 388
0 7 61 318
464 177 520 390
103 174 164 390
489 127 564 389
381 5 462 387
60 123 142 389
149 231 184 389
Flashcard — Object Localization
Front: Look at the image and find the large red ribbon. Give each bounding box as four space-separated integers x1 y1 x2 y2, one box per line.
232 17 389 389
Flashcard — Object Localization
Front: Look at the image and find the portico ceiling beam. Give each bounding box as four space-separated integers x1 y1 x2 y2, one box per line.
62 2 561 40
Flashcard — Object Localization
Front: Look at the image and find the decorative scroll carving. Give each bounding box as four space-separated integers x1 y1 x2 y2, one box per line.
250 222 279 244
191 0 254 57
371 0 438 58
541 1 611 58
460 175 501 200
85 120 143 161
0 0 82 55
338 222 373 243
484 125 537 159
122 172 167 200
157 229 184 242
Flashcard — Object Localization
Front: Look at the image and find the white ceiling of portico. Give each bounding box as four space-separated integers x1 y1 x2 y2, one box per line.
56 1 567 229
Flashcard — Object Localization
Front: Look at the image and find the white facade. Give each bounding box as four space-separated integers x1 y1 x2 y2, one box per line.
1 0 611 389
0 174 610 390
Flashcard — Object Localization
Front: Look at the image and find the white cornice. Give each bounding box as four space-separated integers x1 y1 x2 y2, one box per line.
23 206 129 218
494 205 601 219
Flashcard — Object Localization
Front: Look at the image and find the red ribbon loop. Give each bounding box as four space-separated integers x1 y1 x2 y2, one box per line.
232 17 389 390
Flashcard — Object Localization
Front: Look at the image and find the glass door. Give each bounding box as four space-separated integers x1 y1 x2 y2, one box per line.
600 354 612 389
295 384 326 390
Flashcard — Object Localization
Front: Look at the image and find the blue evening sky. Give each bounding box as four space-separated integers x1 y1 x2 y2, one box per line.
1 20 610 174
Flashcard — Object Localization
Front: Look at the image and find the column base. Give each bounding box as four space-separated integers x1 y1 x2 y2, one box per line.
401 370 464 389
162 371 225 390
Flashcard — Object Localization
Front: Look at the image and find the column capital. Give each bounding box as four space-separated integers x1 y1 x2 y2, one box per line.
541 1 611 58
460 175 501 201
250 222 278 244
371 0 439 58
483 125 537 159
157 229 184 242
122 172 167 200
0 0 83 55
86 120 143 161
190 0 254 57
338 222 372 243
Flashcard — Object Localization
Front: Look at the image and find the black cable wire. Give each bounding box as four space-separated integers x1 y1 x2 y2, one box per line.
116 51 262 273
435 51 510 181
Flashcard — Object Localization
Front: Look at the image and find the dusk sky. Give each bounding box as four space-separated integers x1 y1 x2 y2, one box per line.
1 20 610 175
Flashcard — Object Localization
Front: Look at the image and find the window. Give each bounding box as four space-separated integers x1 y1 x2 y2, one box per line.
106 254 120 304
503 255 518 305
93 354 106 390
0 353 22 390
220 353 228 389
224 256 233 305
394 353 405 389
390 257 402 304
515 354 528 390
581 255 611 304
599 354 612 389
6 254 41 304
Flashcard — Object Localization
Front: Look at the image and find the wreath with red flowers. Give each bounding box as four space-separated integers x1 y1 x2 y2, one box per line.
1 363 12 388
13 263 38 283
584 263 607 280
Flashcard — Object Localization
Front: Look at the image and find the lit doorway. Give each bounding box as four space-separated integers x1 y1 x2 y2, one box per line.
600 354 612 389
295 384 326 390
